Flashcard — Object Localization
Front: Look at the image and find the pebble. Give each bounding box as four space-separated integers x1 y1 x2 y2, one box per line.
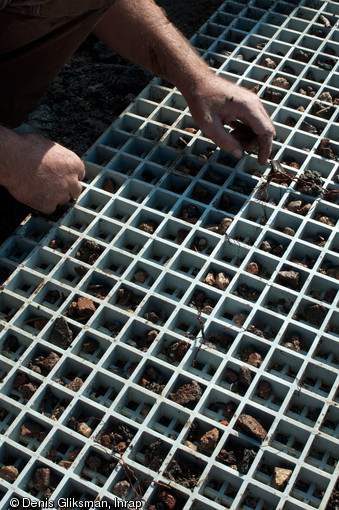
247 352 262 368
169 380 203 406
247 262 259 275
133 270 148 283
238 414 267 442
257 381 272 400
138 221 157 234
66 377 84 392
271 77 290 89
77 422 92 437
283 227 295 236
199 428 219 451
261 57 277 69
233 312 248 325
272 467 292 489
203 272 215 286
33 467 50 492
185 440 198 451
49 317 73 349
276 270 300 290
238 366 253 388
112 480 131 500
318 91 332 103
286 200 302 213
76 297 96 318
158 492 176 510
304 304 328 326
0 465 19 482
215 272 230 290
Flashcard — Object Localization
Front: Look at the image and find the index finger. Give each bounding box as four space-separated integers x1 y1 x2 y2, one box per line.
238 109 275 165
257 131 274 166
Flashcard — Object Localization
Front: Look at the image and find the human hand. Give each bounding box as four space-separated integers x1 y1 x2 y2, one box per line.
184 74 276 165
2 132 85 214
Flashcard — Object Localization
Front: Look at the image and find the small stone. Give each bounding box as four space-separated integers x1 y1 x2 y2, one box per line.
304 304 327 326
77 422 92 437
112 480 131 500
238 366 252 388
271 77 290 89
200 428 219 451
59 460 72 469
66 377 84 392
21 382 38 400
257 381 272 400
261 57 277 69
33 467 50 492
185 440 198 451
215 272 230 291
219 217 233 234
158 491 176 510
238 449 257 474
286 200 302 213
0 465 19 482
76 297 96 318
318 92 333 103
233 312 248 325
169 380 203 406
272 467 292 489
247 262 259 275
238 414 267 442
219 420 229 426
276 270 300 290
299 203 312 216
29 351 60 375
138 221 157 234
247 352 262 368
81 338 99 354
203 272 216 286
283 227 295 236
49 317 73 349
294 49 311 62
20 422 47 442
260 240 272 252
133 270 148 283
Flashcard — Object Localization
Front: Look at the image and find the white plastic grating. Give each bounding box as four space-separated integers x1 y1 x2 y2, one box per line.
0 0 338 509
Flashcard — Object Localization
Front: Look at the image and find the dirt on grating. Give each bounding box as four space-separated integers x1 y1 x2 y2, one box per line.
0 0 225 245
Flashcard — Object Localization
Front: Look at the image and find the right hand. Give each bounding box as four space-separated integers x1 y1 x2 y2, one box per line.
3 132 85 214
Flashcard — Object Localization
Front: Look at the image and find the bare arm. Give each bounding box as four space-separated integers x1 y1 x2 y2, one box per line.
94 0 275 164
0 126 84 214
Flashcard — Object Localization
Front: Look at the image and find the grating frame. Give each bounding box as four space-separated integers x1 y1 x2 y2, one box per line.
0 0 339 509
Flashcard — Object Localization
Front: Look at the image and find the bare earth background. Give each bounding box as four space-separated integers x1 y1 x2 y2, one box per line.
0 0 224 244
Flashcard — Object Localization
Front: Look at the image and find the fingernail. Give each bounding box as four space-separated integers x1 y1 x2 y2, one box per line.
233 149 243 159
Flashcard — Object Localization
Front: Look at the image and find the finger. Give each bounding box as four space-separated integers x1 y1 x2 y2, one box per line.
204 117 244 159
68 180 83 201
229 123 260 152
78 161 85 180
257 132 274 166
236 103 276 164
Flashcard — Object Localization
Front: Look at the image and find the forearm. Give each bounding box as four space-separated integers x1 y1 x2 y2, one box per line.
93 0 212 96
94 0 275 164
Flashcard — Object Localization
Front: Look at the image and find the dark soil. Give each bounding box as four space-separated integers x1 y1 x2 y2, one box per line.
0 0 225 245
